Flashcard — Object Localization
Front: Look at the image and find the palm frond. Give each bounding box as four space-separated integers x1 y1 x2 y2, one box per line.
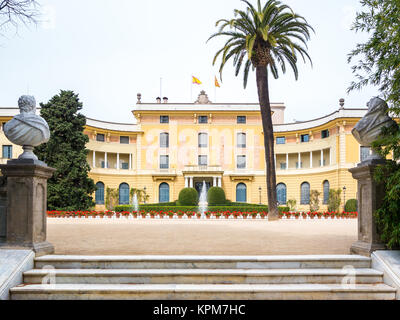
208 0 313 87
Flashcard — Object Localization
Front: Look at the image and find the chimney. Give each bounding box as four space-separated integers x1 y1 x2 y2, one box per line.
137 93 142 104
156 97 161 104
163 97 168 104
339 98 345 109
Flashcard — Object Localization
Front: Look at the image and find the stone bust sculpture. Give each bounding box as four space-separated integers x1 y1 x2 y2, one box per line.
4 95 50 161
352 97 397 163
352 97 397 147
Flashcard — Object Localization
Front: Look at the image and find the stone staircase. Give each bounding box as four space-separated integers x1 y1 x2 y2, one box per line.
10 255 396 300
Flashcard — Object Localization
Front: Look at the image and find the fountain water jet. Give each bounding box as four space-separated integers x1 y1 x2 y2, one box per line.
198 181 208 218
132 193 139 213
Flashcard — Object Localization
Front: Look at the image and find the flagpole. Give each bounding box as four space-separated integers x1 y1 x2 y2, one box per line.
190 75 193 102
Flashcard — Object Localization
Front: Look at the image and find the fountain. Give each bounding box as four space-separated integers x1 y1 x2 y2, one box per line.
132 193 139 213
198 181 208 218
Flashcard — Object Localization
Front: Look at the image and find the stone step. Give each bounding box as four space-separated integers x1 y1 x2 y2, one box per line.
34 255 371 270
11 283 396 300
23 268 383 285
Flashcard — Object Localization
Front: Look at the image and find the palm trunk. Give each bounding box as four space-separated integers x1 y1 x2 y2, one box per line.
256 66 279 221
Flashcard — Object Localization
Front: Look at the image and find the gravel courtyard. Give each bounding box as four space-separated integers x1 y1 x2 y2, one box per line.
47 219 357 256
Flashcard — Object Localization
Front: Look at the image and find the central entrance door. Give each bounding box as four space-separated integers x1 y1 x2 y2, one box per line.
194 181 211 195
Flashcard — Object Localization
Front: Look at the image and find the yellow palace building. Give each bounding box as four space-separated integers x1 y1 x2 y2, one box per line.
0 91 371 210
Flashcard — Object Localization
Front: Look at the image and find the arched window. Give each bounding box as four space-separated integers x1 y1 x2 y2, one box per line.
95 182 105 205
160 133 169 148
300 182 310 205
236 183 247 203
159 183 170 203
323 180 330 205
119 183 130 205
276 183 287 205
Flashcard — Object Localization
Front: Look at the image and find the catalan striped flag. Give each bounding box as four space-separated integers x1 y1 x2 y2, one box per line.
192 76 202 85
215 76 221 88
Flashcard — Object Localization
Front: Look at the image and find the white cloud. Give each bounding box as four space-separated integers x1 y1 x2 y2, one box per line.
341 6 357 30
41 5 57 30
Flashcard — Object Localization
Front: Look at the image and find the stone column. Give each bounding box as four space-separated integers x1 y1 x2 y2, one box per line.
213 177 217 187
349 160 387 256
189 177 193 188
310 151 313 168
286 153 289 170
185 177 188 188
218 177 222 188
92 151 96 168
105 152 108 169
0 160 56 257
321 150 324 167
298 153 301 169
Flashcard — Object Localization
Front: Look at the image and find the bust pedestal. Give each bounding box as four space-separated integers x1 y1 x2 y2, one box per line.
0 159 56 257
349 159 388 256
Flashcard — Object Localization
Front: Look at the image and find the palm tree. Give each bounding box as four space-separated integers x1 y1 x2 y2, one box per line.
208 0 313 220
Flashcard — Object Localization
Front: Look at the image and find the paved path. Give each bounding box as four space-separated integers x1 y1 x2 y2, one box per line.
47 219 357 256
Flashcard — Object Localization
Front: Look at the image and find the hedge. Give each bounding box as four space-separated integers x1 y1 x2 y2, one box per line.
177 188 198 206
114 205 289 214
207 187 226 206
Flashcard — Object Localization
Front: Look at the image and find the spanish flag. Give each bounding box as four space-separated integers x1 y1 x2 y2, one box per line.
215 76 220 88
192 76 202 85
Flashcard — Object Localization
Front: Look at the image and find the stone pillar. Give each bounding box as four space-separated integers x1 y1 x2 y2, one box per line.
185 177 188 188
298 153 301 169
349 160 387 256
0 160 56 257
117 153 120 170
213 177 217 187
105 152 108 169
310 151 313 168
286 153 289 170
321 150 324 167
92 151 96 168
218 177 222 188
189 177 193 188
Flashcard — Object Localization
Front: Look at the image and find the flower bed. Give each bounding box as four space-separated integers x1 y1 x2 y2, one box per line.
280 211 358 219
47 210 358 220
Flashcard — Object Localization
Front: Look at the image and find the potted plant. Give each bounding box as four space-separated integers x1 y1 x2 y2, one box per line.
301 212 307 219
294 212 300 219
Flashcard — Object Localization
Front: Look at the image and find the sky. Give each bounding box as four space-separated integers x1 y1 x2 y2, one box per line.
0 0 379 124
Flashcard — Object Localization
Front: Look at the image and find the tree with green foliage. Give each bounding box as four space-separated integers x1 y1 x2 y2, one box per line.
327 189 341 212
309 190 320 212
130 188 149 204
208 0 313 220
348 0 400 248
34 90 96 210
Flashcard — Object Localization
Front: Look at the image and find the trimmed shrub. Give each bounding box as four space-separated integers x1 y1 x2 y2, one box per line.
207 187 226 206
177 188 198 206
345 199 358 212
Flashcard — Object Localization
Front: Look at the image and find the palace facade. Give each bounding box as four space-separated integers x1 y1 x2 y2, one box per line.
0 91 370 210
